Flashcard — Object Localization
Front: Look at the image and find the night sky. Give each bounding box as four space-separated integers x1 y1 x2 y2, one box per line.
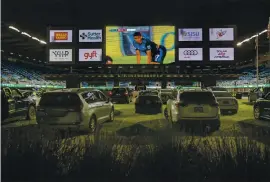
2 0 269 40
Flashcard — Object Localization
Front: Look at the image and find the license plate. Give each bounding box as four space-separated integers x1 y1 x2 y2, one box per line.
116 94 120 96
194 107 203 112
223 101 229 104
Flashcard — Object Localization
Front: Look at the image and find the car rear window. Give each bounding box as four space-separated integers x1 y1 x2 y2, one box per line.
139 91 158 96
213 92 232 97
39 92 81 107
180 92 215 103
112 88 126 94
139 95 159 102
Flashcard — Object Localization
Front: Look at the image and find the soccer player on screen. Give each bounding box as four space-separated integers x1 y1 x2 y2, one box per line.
132 32 167 64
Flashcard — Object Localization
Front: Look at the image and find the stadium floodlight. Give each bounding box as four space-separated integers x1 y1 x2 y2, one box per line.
9 26 20 32
237 29 267 46
39 40 47 44
21 32 31 38
32 37 40 41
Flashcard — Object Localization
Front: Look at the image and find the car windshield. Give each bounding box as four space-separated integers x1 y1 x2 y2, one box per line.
213 92 232 97
39 92 81 107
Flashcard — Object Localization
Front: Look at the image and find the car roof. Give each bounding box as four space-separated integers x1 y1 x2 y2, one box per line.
46 88 98 94
212 91 229 93
182 90 212 93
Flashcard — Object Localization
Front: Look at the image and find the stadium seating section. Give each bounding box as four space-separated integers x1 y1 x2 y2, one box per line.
217 65 270 87
1 59 269 88
1 60 65 87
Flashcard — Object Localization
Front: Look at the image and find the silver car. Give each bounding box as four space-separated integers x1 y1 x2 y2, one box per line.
165 90 220 131
36 89 114 133
212 91 238 114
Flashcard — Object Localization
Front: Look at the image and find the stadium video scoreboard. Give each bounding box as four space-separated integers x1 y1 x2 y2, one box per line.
46 25 236 65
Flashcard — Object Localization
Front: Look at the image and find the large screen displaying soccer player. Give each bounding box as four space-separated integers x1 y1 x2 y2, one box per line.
106 26 175 64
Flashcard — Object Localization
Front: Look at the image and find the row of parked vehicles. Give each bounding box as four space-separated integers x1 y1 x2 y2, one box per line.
2 86 270 133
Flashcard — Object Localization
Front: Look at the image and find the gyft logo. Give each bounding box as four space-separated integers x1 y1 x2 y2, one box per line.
79 30 102 42
179 48 203 61
210 48 234 61
49 49 73 62
178 28 202 41
79 49 102 61
49 30 73 43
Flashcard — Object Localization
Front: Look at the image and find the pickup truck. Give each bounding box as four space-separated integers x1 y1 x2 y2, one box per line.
1 87 36 123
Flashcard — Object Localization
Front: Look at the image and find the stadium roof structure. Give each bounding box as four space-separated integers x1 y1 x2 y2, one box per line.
1 22 46 62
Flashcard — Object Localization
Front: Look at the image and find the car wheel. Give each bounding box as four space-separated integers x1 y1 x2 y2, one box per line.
254 106 261 120
108 109 114 122
89 115 97 133
27 105 36 120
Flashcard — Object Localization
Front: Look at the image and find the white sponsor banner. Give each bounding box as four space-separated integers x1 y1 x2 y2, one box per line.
179 48 203 61
79 49 102 61
79 29 102 42
209 28 234 41
49 30 73 43
49 49 73 62
178 28 203 41
210 48 234 61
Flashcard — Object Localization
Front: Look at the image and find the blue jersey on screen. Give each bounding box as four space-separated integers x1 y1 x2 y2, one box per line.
132 38 158 54
133 38 167 63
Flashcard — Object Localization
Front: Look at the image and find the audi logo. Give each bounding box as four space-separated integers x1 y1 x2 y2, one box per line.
183 50 198 55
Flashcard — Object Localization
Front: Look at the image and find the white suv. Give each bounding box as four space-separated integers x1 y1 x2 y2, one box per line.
212 91 238 114
36 89 114 133
165 90 220 131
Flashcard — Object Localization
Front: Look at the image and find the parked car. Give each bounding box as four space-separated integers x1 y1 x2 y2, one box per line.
135 90 162 114
1 87 36 122
159 89 177 104
36 89 114 133
248 87 264 102
165 90 220 132
20 90 41 106
253 92 270 120
108 87 132 103
212 91 238 114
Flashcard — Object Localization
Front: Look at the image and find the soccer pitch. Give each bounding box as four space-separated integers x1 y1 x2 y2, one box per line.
111 55 175 64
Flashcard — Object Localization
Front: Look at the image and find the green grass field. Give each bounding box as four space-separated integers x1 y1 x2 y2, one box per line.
111 55 175 64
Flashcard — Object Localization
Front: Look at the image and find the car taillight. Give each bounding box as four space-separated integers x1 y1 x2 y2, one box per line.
124 92 128 96
108 91 112 96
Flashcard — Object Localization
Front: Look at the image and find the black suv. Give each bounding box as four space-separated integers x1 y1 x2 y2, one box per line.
135 90 162 114
1 87 36 123
109 87 132 104
254 92 270 120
